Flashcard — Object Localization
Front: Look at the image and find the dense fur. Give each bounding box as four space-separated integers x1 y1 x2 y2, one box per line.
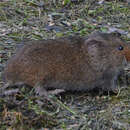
3 32 130 92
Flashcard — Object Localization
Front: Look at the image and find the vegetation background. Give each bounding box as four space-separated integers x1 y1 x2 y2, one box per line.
0 0 130 129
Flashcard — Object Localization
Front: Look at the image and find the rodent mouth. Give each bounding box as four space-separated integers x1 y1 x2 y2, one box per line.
112 68 127 92
121 56 127 68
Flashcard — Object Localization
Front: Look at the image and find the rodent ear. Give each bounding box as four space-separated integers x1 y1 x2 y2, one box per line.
84 39 102 70
86 40 99 56
84 39 102 48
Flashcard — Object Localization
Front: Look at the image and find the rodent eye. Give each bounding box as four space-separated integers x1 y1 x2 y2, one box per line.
118 45 124 51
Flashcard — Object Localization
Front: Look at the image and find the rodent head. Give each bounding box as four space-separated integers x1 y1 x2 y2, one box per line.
87 32 130 63
83 32 130 92
82 32 130 75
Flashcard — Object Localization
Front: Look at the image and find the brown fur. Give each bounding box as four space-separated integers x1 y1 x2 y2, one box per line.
3 32 130 92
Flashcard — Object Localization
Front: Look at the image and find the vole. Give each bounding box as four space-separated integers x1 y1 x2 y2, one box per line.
2 32 130 96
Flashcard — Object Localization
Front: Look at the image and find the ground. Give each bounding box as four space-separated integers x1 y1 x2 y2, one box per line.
0 0 130 129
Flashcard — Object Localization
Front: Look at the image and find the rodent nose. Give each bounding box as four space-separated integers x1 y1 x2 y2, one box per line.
125 44 130 62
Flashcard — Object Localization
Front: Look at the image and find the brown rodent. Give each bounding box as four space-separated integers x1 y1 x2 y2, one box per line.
2 32 130 94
